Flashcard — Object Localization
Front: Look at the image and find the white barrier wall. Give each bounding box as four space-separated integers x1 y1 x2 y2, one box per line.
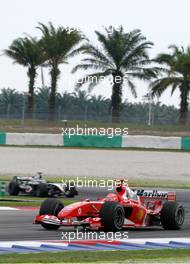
122 135 181 149
6 133 63 146
4 133 182 149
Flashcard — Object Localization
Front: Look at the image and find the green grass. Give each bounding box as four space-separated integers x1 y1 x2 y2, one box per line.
0 201 41 207
128 179 190 189
1 118 190 136
0 195 77 207
0 248 190 263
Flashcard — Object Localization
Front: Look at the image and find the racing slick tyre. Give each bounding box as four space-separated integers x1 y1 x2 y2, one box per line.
36 183 48 197
39 198 64 230
161 202 185 230
64 183 78 198
8 180 20 195
100 201 125 231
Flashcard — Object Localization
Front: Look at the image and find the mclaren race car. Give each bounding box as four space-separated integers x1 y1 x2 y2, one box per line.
8 172 78 198
34 179 185 231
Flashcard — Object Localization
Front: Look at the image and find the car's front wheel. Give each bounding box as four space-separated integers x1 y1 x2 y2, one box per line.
100 201 125 231
39 198 64 230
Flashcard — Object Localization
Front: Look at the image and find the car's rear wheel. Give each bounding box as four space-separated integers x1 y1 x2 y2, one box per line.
100 201 125 231
39 198 64 230
8 180 20 195
36 183 48 197
161 202 185 230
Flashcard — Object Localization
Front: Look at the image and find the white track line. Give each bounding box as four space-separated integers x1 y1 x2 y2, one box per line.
0 207 19 210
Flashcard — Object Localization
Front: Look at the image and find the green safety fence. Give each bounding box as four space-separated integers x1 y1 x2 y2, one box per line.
0 182 7 196
181 137 190 150
0 132 6 145
64 135 122 148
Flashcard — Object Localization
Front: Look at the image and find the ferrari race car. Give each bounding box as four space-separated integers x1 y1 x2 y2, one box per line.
8 172 78 198
34 179 185 231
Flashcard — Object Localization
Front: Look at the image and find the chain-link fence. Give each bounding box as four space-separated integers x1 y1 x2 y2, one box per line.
0 101 190 135
0 108 184 125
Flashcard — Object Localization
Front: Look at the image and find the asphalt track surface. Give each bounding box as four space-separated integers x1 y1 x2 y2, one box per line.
0 147 190 181
0 188 189 241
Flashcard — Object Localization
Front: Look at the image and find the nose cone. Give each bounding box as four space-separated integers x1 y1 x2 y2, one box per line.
58 202 84 219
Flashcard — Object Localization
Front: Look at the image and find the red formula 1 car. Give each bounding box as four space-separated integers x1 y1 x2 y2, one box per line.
34 180 185 231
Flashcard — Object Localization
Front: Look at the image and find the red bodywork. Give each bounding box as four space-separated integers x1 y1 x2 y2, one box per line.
34 180 176 230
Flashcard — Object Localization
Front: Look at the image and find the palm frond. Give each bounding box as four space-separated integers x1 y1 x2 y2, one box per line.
72 26 154 101
37 22 83 67
71 63 101 73
124 78 137 97
150 77 183 96
4 37 45 67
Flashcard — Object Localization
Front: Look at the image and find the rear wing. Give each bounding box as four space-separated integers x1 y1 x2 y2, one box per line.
132 189 176 202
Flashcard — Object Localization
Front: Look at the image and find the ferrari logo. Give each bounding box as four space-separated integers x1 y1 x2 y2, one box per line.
78 208 82 215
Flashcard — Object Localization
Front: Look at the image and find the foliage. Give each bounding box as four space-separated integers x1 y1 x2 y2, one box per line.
0 87 180 124
72 26 157 121
151 45 190 124
37 22 84 117
4 37 45 113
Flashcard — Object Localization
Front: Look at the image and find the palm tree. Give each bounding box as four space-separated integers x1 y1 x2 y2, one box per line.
35 86 50 113
72 89 90 117
151 45 190 125
57 91 75 115
4 37 44 114
0 88 22 117
37 22 84 119
90 95 107 116
72 26 156 122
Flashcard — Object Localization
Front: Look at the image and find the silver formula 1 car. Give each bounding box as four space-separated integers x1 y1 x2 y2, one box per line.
8 172 78 198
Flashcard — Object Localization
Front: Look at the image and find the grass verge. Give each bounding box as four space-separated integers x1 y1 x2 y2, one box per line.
1 119 190 136
0 175 190 189
0 196 77 207
0 248 190 263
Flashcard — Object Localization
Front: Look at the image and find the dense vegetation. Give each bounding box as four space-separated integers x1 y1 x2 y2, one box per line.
0 87 179 124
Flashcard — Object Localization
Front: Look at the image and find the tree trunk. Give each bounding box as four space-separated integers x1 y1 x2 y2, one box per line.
49 66 60 120
27 67 36 115
111 72 123 123
179 85 189 125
